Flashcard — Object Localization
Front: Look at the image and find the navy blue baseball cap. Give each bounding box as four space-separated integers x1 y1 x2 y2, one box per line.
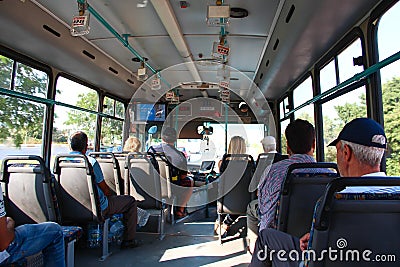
328 118 387 148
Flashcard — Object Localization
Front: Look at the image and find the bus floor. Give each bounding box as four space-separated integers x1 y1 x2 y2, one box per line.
74 206 252 267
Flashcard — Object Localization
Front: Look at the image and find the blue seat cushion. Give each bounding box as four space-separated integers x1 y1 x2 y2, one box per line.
62 225 83 243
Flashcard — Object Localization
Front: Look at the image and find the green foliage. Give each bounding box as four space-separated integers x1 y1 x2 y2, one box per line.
334 94 366 125
65 92 123 147
382 77 400 175
64 91 97 139
101 118 123 146
322 116 341 162
0 56 46 147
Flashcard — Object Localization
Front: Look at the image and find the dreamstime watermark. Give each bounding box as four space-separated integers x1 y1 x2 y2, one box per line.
257 238 396 263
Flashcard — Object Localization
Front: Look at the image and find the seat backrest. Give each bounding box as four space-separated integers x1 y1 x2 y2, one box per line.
249 152 289 193
0 155 56 226
217 154 255 214
89 152 122 195
308 177 400 267
113 152 129 194
127 152 162 209
153 153 173 199
277 162 339 237
53 154 102 224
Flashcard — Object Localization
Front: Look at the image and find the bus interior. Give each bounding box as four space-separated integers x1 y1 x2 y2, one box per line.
0 0 399 266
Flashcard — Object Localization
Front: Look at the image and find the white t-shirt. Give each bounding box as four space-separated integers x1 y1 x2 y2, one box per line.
0 186 10 264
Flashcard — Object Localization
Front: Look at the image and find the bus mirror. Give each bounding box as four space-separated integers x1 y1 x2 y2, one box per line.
197 125 213 135
148 125 157 134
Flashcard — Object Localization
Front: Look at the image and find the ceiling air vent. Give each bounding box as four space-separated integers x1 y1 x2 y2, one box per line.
273 39 279 51
43 25 60 37
82 50 95 60
108 67 118 75
286 5 295 23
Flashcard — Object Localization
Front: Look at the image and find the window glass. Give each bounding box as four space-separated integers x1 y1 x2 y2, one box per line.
280 97 289 120
15 62 48 98
51 76 98 166
116 101 125 119
293 77 313 108
55 76 98 111
293 77 314 125
0 55 13 89
100 117 123 152
337 39 363 83
377 1 400 176
320 60 336 93
103 96 125 119
103 96 115 116
280 119 290 155
0 55 48 162
321 87 367 162
0 96 45 162
200 123 265 171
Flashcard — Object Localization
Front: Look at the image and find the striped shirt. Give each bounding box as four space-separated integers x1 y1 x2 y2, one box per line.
258 154 330 231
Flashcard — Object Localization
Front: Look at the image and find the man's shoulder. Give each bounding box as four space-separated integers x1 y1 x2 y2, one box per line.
269 158 292 171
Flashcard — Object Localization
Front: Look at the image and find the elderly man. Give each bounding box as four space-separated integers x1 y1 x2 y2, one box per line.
249 117 389 267
247 135 288 252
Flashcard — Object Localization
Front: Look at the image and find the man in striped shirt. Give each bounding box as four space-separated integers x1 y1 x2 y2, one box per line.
258 119 326 232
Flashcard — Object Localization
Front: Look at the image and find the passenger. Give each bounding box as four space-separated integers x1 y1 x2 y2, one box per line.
215 136 248 237
150 127 193 219
123 136 141 152
0 186 65 266
260 136 288 163
247 135 286 252
249 117 389 267
69 131 141 249
258 119 324 233
122 137 151 228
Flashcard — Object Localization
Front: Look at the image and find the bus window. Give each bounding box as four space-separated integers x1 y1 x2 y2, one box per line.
293 76 315 126
279 97 290 154
51 77 98 165
0 55 47 162
319 38 366 162
101 117 123 152
377 1 400 176
338 39 363 82
321 86 367 162
101 96 124 152
320 60 336 93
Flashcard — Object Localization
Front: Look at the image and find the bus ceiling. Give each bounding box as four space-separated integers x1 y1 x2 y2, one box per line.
0 0 385 102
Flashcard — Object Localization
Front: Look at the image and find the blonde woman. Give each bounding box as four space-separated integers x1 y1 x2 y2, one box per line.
123 136 150 227
218 136 246 170
215 136 247 237
123 137 141 152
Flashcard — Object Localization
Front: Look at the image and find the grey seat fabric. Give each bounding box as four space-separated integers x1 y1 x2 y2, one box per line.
308 177 400 267
153 153 173 201
53 154 103 224
53 153 111 261
127 152 166 239
127 152 162 209
277 162 339 238
249 152 289 193
217 154 255 215
0 155 55 225
113 152 129 195
89 152 123 195
1 155 82 267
